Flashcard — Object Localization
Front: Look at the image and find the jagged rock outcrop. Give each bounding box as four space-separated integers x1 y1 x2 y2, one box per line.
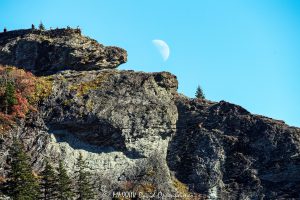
0 28 300 199
0 28 127 75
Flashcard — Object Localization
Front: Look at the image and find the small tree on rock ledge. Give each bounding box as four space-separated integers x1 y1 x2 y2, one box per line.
39 22 45 31
195 85 205 99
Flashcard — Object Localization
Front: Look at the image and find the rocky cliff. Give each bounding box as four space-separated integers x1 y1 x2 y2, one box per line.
0 28 299 199
0 28 127 75
169 98 300 199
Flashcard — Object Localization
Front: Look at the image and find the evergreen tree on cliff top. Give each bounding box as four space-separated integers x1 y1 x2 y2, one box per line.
76 153 94 200
195 85 205 99
7 139 40 200
39 22 45 31
57 160 74 200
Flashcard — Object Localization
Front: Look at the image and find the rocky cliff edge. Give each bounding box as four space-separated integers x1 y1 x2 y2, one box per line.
0 28 299 199
0 28 127 75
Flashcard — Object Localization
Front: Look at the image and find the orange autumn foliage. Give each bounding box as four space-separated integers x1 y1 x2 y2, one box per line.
0 65 52 132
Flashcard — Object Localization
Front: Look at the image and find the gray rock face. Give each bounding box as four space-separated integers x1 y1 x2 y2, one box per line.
0 69 181 199
0 28 127 75
42 70 178 157
0 28 300 199
168 97 300 199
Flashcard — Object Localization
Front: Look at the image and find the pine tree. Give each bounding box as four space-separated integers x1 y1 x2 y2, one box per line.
76 153 94 200
7 139 40 200
41 160 57 199
3 81 17 114
57 160 74 200
195 85 205 99
39 22 45 31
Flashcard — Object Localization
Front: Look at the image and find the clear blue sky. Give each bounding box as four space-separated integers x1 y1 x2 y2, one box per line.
1 0 299 126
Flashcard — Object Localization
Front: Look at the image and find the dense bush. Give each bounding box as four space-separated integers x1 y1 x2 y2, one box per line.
0 65 52 132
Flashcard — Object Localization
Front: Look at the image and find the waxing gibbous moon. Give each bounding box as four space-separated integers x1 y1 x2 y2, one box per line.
152 39 170 61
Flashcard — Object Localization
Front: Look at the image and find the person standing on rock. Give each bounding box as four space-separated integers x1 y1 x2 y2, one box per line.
3 27 7 32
